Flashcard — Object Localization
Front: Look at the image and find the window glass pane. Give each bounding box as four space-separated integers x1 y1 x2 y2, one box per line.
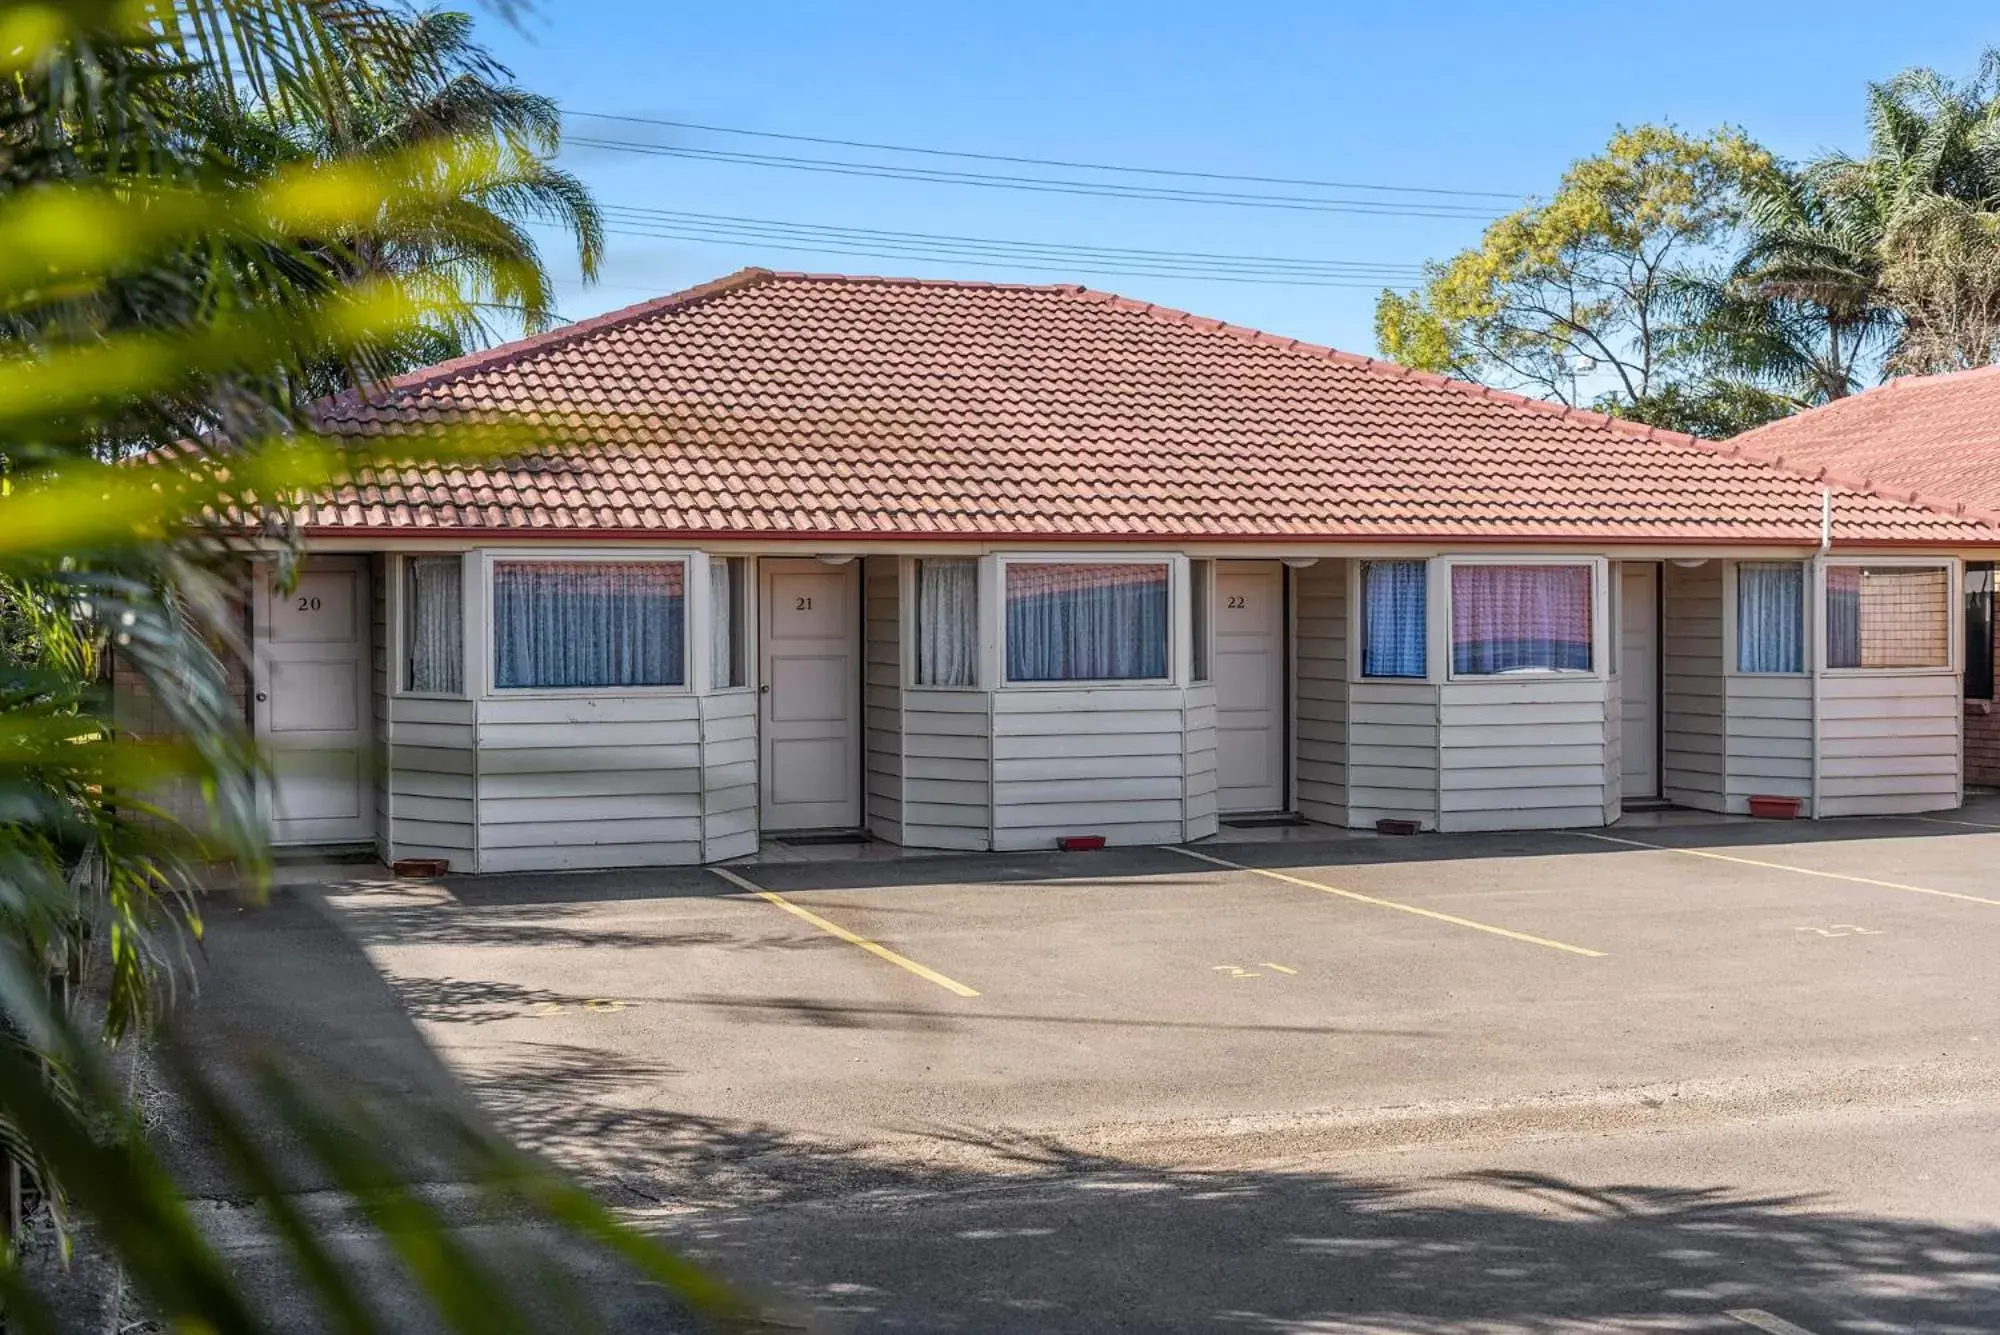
493 560 685 689
1190 560 1211 683
1005 562 1168 682
916 558 978 686
1736 562 1805 673
1827 566 1949 669
1361 560 1427 678
709 557 746 688
1967 563 1995 700
404 556 463 694
1451 564 1593 675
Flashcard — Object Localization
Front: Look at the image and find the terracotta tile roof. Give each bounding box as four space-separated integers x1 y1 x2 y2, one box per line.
311 268 2000 546
1727 364 2000 525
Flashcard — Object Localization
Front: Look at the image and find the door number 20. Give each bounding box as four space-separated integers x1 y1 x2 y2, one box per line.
295 596 322 612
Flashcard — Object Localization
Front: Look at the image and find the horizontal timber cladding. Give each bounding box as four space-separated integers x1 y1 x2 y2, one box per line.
1602 690 1623 825
1293 559 1347 826
1662 561 1726 812
901 689 992 851
1438 675 1612 832
700 689 759 862
1817 671 1963 816
1185 682 1220 840
1725 674 1812 811
989 686 1197 850
1345 680 1439 830
387 695 476 865
863 555 904 845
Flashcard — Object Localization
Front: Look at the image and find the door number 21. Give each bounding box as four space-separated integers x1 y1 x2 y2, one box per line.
794 596 813 611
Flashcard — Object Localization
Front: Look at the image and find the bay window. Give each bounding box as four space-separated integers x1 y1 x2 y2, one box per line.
709 556 747 689
915 558 978 687
1735 562 1805 673
1005 561 1168 683
1450 563 1593 675
1360 559 1427 678
492 558 686 689
403 555 464 694
1826 564 1950 670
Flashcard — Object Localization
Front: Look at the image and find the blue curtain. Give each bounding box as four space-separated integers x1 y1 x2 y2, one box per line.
1006 563 1167 681
1826 566 1861 669
1362 560 1427 677
493 561 686 688
1736 562 1804 672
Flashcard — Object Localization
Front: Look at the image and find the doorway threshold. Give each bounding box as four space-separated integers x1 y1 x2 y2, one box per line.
1221 813 1308 830
774 829 872 848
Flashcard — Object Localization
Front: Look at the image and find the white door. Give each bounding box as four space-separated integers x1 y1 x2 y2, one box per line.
1214 561 1287 813
759 560 861 831
254 558 373 845
1620 563 1661 800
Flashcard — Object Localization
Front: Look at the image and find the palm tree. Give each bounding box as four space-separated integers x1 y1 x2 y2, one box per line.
246 7 607 382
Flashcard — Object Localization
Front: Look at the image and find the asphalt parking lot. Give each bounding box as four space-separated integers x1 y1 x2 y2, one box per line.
310 801 2000 1332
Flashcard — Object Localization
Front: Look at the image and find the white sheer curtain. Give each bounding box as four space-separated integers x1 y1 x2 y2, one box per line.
916 558 978 686
1736 562 1804 672
709 557 741 688
492 560 685 689
1005 562 1168 682
404 556 463 694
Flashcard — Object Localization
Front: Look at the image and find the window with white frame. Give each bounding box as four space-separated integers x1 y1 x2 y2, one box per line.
403 555 464 694
1004 561 1168 683
1189 559 1212 683
1825 564 1950 670
492 558 686 689
1736 562 1805 673
915 558 978 687
709 556 748 689
1360 559 1427 678
1450 563 1593 675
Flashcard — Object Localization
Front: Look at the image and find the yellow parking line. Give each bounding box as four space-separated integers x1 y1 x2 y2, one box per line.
708 867 980 997
1576 832 2000 908
1913 814 2000 831
1165 846 1606 958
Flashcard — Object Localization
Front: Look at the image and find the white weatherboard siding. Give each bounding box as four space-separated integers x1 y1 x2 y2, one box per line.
991 687 1189 850
864 556 904 844
1603 686 1623 825
1293 560 1347 825
1439 677 1612 832
473 695 706 872
1726 675 1812 812
1346 681 1439 829
386 696 477 867
699 690 759 862
370 556 390 862
1662 562 1726 812
1818 673 1963 816
1185 682 1220 840
902 690 992 851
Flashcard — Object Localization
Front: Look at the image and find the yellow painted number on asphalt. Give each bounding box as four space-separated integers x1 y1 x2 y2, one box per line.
1211 963 1299 979
1794 924 1882 938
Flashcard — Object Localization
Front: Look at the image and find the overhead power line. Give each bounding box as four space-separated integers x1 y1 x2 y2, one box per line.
568 111 1523 201
581 220 1417 289
597 206 1428 279
564 136 1504 221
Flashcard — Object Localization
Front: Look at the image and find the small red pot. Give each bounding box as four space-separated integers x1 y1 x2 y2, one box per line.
1746 795 1803 820
1057 835 1107 852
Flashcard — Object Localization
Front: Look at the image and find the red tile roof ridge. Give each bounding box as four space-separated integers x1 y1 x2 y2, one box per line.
320 267 785 410
1730 359 2000 450
763 269 1076 293
1057 282 2000 532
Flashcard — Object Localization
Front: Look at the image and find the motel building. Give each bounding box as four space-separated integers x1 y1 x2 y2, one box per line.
169 270 1999 873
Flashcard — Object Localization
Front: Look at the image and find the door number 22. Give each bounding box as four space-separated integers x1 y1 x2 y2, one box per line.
1226 596 1247 608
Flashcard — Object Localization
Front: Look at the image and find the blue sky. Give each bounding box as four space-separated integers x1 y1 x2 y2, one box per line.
482 1 2000 357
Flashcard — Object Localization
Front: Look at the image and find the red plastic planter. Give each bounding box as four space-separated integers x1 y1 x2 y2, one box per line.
392 857 450 877
1375 818 1423 836
1057 835 1107 852
1746 795 1803 820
